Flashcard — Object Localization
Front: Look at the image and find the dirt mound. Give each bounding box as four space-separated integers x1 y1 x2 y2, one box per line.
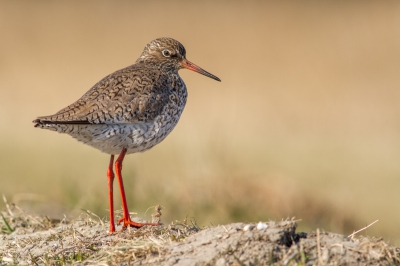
1 206 399 265
140 221 399 266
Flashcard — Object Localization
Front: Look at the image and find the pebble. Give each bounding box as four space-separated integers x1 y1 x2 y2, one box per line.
243 224 255 231
256 222 268 230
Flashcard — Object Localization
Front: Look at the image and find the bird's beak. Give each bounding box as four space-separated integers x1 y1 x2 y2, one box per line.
181 59 221 82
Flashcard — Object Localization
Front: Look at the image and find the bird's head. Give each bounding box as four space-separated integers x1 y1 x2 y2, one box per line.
137 37 221 82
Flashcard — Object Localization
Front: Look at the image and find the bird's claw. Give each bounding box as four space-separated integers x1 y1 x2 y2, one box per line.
117 217 159 231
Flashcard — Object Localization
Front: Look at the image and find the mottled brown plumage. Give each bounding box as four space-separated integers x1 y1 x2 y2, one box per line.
33 37 220 232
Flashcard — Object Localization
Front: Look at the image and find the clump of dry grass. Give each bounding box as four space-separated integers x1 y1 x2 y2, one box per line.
0 200 200 265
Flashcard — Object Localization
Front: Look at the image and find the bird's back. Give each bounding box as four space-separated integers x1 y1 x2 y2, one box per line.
37 63 176 124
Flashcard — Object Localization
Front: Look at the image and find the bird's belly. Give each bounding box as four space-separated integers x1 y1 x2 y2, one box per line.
47 114 181 155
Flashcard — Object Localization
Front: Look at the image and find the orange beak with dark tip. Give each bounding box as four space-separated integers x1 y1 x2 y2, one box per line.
181 59 221 82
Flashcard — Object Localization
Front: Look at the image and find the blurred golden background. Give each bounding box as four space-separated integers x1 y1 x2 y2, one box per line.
1 1 400 242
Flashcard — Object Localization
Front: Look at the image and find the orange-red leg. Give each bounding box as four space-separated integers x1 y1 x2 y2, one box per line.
115 147 159 230
107 155 116 233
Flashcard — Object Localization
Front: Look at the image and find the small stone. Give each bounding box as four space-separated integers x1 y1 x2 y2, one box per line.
256 222 268 230
243 224 255 231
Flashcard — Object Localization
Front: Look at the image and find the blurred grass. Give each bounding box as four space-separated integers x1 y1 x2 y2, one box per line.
1 0 400 243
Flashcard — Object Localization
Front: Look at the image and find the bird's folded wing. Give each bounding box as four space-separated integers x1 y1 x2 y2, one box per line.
34 65 170 125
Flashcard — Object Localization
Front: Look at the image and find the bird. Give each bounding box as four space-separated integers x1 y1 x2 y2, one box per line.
33 37 221 233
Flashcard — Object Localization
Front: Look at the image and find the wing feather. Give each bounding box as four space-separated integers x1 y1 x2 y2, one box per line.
34 63 170 125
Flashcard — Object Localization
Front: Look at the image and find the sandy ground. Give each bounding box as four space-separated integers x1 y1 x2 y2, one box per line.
1 205 399 265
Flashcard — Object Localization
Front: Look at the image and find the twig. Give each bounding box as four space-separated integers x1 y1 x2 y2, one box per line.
348 220 378 239
54 246 75 256
282 249 299 265
316 228 322 265
222 225 229 233
83 209 105 226
2 194 14 216
145 205 156 217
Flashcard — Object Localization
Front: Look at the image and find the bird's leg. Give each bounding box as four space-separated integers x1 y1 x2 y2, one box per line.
107 155 116 233
115 147 158 230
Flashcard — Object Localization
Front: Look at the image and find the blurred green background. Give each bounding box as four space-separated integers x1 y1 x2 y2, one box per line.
1 1 400 243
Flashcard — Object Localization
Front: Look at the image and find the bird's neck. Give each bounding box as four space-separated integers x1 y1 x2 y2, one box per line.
135 59 177 74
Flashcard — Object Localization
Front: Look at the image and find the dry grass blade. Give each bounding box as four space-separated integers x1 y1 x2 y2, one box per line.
348 220 379 239
316 228 322 265
82 209 104 226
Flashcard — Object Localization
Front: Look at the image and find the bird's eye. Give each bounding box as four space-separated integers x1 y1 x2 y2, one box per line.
162 49 171 57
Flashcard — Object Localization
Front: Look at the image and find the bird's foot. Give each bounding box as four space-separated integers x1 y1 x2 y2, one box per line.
117 217 159 231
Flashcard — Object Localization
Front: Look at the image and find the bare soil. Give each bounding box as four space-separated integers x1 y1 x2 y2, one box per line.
1 205 399 265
